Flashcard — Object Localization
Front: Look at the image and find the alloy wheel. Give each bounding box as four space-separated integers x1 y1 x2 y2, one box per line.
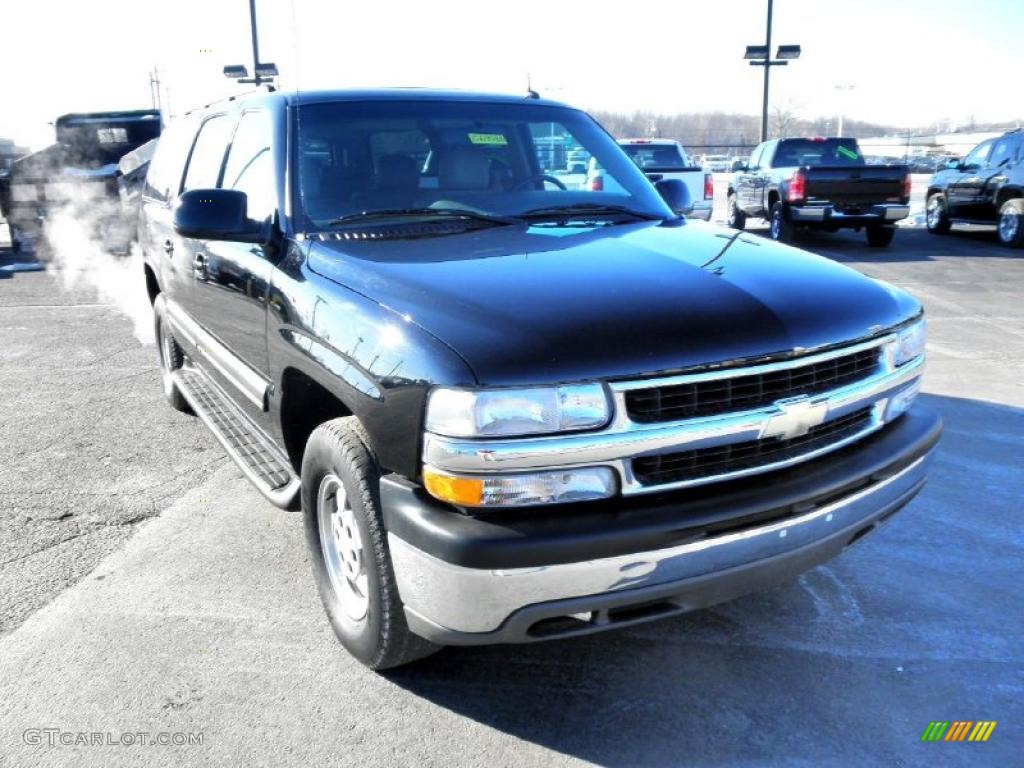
317 473 370 623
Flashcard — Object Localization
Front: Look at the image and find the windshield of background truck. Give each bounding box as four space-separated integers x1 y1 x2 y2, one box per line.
772 138 865 167
56 118 163 167
295 100 673 228
621 143 688 171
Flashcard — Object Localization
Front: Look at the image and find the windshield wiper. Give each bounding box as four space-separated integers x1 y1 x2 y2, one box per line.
518 203 664 223
327 207 519 228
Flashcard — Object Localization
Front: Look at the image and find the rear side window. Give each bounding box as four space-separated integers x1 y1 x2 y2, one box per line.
222 111 275 221
144 116 198 203
182 115 234 192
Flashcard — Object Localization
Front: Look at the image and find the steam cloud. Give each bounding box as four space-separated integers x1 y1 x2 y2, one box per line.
41 192 154 345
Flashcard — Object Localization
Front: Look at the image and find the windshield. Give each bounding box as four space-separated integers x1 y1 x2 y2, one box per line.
773 138 864 167
620 143 688 171
294 100 672 230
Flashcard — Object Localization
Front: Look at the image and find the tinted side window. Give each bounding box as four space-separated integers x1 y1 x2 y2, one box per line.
961 140 993 171
988 138 1016 168
182 114 234 192
222 111 275 221
144 116 198 203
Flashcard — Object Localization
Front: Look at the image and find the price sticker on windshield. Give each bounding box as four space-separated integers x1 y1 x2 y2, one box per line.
468 133 508 146
836 145 859 160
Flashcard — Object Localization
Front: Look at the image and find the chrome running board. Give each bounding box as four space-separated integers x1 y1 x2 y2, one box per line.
173 366 299 509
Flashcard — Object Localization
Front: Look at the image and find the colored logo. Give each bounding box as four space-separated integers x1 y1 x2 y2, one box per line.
921 721 997 742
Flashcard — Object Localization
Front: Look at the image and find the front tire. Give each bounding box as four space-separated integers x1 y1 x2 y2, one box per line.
925 193 951 234
727 193 746 230
769 202 795 243
865 224 896 248
997 198 1024 247
302 417 439 670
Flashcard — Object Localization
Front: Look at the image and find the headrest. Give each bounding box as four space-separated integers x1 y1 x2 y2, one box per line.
439 147 492 191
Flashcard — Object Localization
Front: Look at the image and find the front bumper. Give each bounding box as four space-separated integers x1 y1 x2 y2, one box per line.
383 407 941 644
789 203 910 226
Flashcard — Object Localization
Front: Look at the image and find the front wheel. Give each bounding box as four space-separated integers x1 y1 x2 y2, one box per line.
865 224 896 248
769 202 795 243
925 193 951 234
997 199 1024 247
302 417 439 670
726 193 746 230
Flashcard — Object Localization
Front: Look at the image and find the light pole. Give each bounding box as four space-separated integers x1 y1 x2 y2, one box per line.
744 0 800 142
835 84 855 137
223 0 279 87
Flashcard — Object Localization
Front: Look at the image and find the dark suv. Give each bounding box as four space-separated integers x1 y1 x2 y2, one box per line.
139 89 940 669
925 130 1024 247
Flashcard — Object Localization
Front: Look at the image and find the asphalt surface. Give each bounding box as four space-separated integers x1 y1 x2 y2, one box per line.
0 214 1022 767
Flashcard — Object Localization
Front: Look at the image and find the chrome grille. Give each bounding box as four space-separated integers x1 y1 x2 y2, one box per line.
632 407 874 486
625 347 880 424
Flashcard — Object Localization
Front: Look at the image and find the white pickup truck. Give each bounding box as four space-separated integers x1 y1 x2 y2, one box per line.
618 139 713 220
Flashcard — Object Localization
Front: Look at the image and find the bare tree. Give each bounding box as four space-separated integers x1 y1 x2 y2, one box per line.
771 104 798 138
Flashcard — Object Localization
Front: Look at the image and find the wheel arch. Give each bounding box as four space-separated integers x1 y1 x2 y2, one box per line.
144 261 160 304
995 186 1024 208
279 366 355 474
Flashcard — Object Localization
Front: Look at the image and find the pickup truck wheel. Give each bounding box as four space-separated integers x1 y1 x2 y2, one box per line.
925 193 951 234
865 224 896 248
769 202 795 243
302 417 439 670
727 193 746 230
997 199 1024 247
153 296 192 414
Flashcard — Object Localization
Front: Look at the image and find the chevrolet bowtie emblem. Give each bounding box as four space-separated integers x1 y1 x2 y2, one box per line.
762 396 828 440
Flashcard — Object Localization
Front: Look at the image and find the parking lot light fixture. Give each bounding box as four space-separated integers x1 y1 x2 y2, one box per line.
744 0 801 142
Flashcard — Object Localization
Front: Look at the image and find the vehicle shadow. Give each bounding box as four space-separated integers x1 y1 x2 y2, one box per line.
0 247 44 279
383 392 1023 767
785 225 1015 264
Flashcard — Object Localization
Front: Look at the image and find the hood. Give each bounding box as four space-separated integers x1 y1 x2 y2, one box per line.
308 222 919 386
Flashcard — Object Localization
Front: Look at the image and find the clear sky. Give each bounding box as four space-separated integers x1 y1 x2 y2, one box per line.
2 0 1021 149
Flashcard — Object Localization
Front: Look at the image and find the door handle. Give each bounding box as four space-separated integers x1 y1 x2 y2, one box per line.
163 239 174 256
193 252 207 279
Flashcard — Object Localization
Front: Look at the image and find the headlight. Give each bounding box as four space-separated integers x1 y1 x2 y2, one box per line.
422 466 617 507
425 384 610 438
894 317 926 366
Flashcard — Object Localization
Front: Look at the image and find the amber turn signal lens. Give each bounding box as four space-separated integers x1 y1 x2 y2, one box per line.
422 470 484 506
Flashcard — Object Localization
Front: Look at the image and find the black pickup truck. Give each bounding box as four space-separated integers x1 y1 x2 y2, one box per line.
925 129 1024 247
140 89 939 669
727 138 910 247
1 110 161 253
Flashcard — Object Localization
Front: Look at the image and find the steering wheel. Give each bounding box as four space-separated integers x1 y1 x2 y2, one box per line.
512 174 568 191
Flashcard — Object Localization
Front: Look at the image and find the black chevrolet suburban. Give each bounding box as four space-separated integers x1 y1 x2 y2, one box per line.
727 137 910 247
140 89 940 669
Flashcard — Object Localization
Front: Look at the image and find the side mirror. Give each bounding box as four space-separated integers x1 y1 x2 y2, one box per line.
945 159 961 171
655 178 693 216
173 189 268 243
732 161 748 172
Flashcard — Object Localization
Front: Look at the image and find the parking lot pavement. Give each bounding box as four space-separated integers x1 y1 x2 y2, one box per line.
0 227 1021 767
